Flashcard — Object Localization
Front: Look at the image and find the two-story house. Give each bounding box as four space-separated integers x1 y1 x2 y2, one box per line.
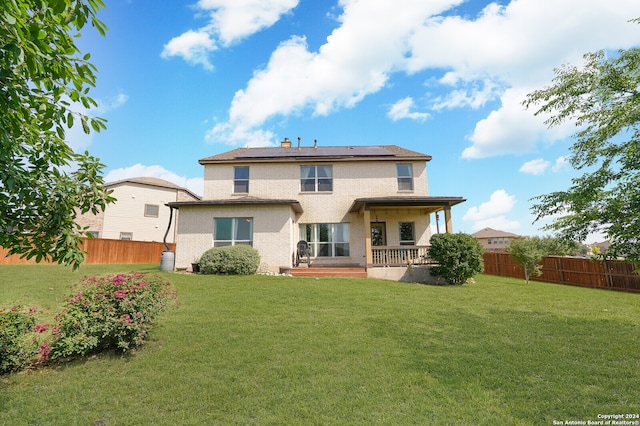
168 142 465 277
471 227 521 252
76 177 200 243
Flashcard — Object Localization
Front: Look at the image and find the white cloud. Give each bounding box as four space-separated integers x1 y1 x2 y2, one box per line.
461 87 578 159
409 0 640 157
208 0 462 145
105 164 204 196
519 158 550 175
475 154 566 178
161 30 217 71
406 0 640 84
205 122 277 147
463 189 520 231
197 0 299 45
432 78 501 110
387 97 429 122
190 0 640 149
552 156 569 172
461 88 546 158
162 0 299 70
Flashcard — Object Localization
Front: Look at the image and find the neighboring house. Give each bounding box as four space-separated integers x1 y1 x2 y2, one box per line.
169 141 465 275
591 241 611 256
76 177 200 243
472 227 520 252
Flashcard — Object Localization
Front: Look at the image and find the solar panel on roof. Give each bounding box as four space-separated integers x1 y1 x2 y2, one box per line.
235 146 394 159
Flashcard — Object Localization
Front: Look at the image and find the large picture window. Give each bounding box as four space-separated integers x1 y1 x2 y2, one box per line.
234 167 249 193
396 164 413 191
300 223 349 257
300 165 333 192
214 217 253 246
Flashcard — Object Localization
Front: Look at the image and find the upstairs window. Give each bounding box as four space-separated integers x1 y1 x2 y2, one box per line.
145 204 159 218
120 232 133 240
396 164 413 191
300 165 332 192
234 166 250 193
214 217 253 247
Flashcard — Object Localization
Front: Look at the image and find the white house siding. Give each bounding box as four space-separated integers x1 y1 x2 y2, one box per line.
174 204 296 272
101 183 177 242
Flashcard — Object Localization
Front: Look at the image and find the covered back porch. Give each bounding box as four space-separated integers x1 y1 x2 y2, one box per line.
348 196 466 268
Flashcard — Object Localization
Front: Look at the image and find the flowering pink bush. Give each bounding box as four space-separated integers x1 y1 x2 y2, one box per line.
50 273 177 358
38 343 51 361
34 323 49 333
1 273 176 374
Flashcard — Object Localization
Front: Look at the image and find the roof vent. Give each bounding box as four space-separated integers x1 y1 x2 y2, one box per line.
280 138 292 148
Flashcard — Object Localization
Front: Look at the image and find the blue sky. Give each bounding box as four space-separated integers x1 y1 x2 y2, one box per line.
69 0 640 242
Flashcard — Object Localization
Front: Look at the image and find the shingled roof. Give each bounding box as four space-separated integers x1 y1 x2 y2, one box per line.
471 227 520 239
105 177 201 200
199 145 431 164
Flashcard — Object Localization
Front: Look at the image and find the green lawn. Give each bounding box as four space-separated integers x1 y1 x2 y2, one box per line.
1 264 639 425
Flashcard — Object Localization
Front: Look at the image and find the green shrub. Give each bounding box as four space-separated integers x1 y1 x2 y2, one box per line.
429 233 484 285
199 245 260 275
0 308 37 373
50 273 176 358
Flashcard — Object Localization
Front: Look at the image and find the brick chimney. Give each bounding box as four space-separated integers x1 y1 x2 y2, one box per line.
280 138 292 148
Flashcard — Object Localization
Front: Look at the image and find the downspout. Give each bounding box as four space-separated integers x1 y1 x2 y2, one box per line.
163 205 174 250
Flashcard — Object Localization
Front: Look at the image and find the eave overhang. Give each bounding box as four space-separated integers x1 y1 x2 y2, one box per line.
167 197 304 214
349 196 466 214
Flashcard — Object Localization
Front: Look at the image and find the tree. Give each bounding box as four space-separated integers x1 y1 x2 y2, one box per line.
429 233 484 285
1 0 114 268
537 236 589 257
524 35 640 262
506 238 546 285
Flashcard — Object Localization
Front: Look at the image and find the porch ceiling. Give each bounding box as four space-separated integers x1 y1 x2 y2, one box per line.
348 196 466 214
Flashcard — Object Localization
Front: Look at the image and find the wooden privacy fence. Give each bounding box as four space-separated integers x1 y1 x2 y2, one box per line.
483 252 640 293
0 239 176 265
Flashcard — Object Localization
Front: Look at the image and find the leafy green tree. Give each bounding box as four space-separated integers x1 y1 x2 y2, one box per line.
506 238 546 285
1 0 113 268
429 233 484 285
537 236 588 257
524 36 640 262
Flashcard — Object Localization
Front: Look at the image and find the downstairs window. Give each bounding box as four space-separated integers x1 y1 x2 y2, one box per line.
214 217 253 247
299 223 350 257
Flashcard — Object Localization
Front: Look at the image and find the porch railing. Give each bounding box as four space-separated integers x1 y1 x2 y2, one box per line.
371 245 434 267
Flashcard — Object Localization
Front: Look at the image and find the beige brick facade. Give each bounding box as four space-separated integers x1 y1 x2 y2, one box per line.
175 204 296 271
204 161 427 202
172 145 464 273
